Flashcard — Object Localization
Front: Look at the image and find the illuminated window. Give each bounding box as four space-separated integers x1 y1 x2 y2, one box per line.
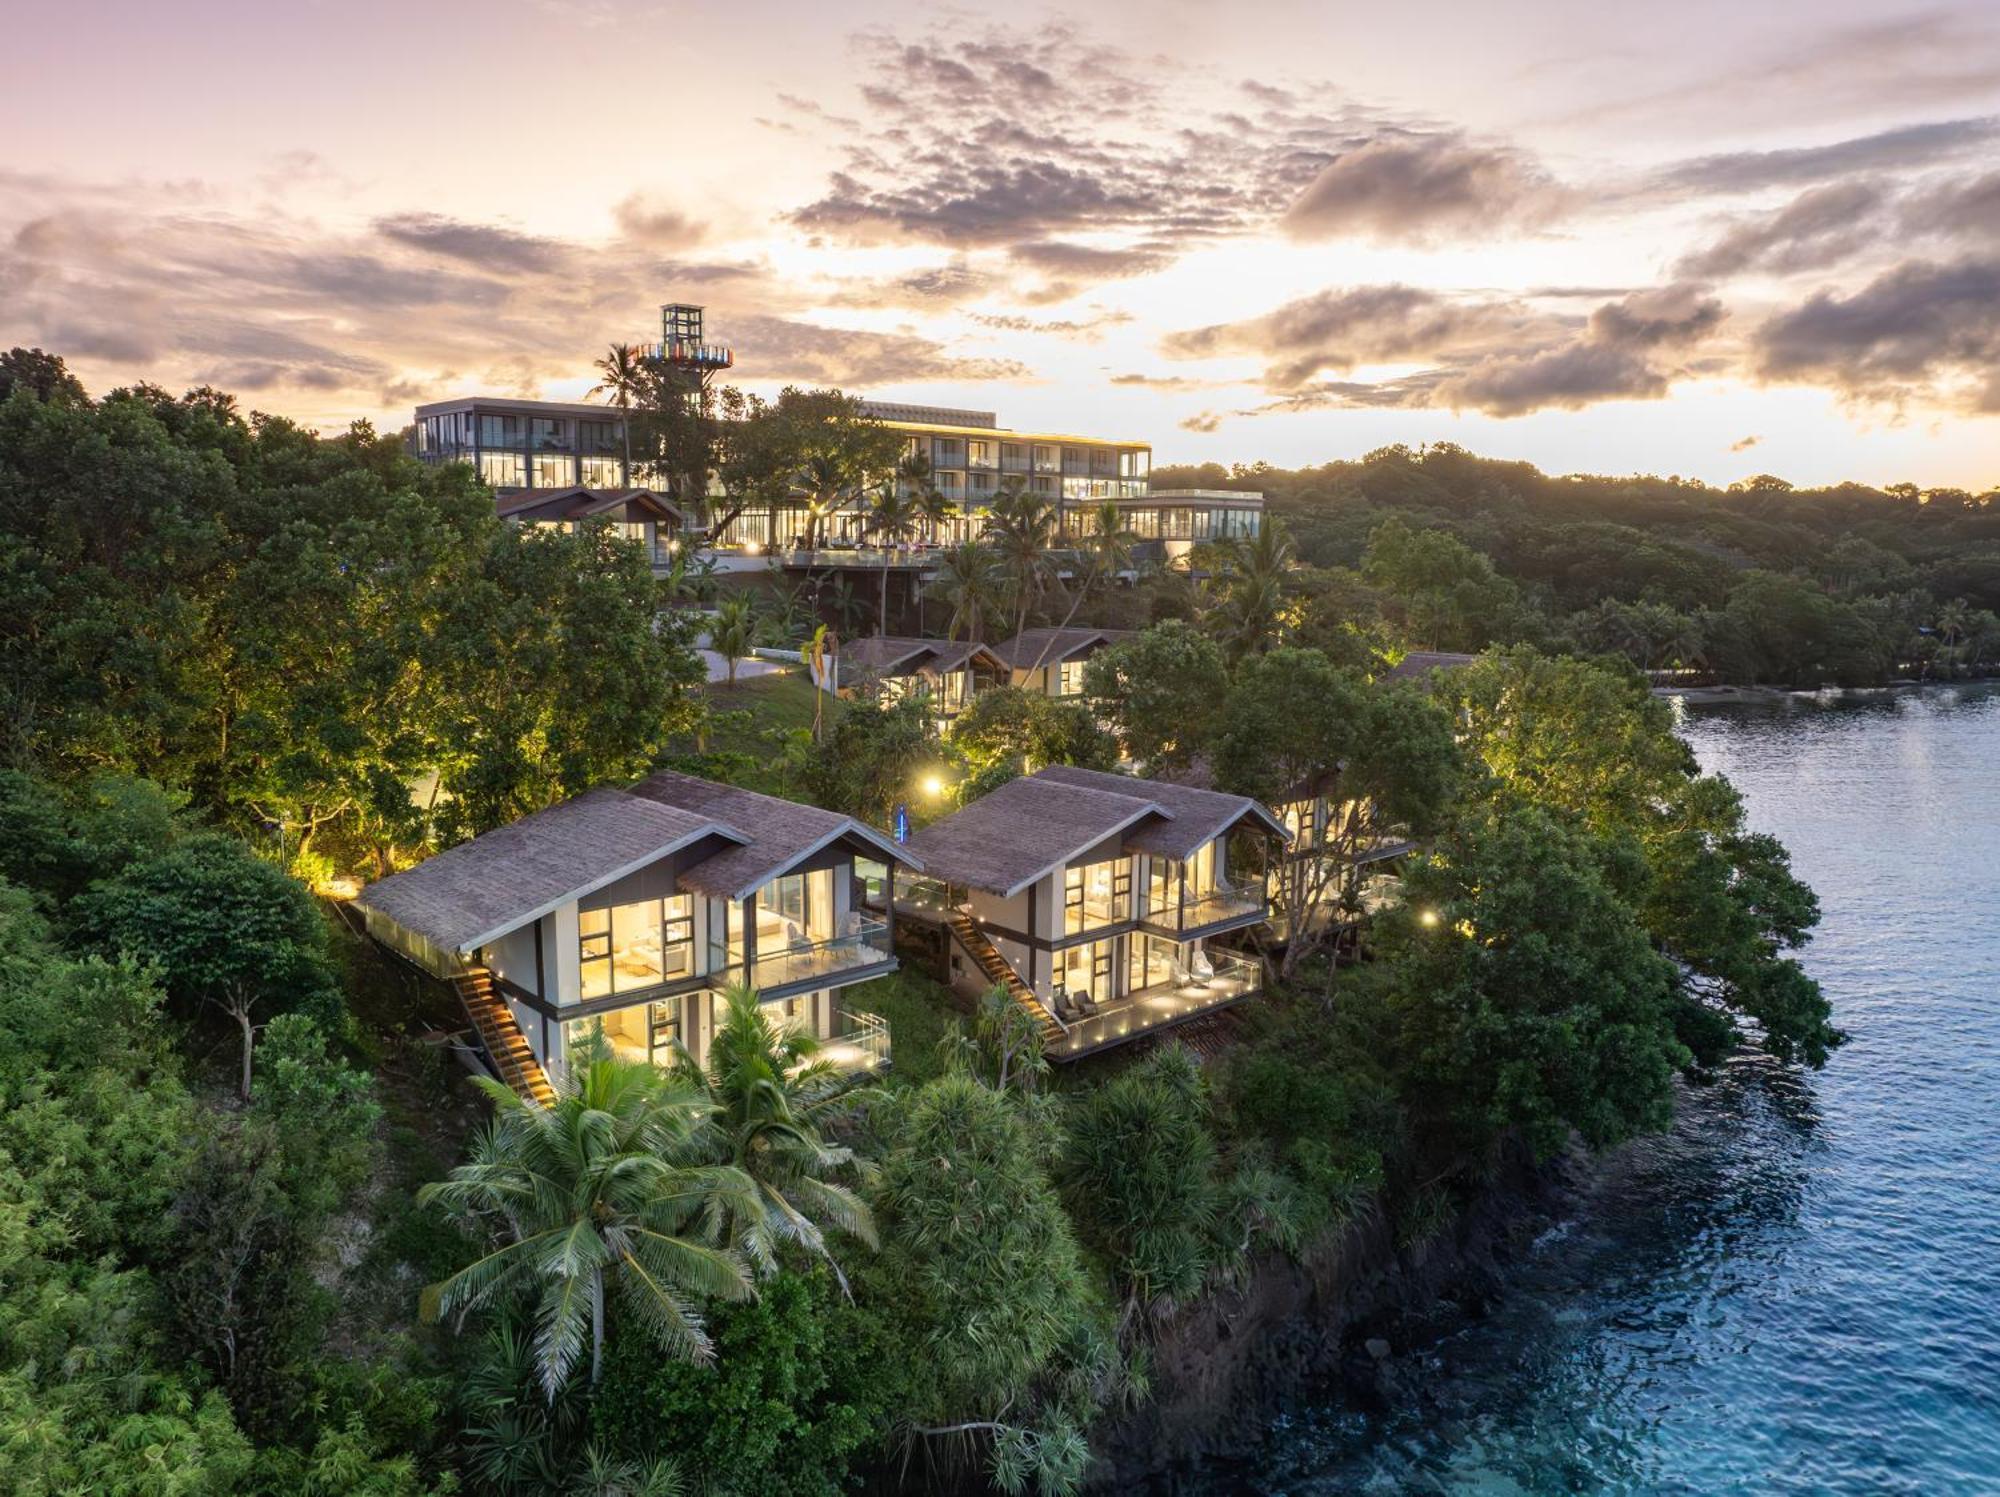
1058 658 1087 697
532 453 574 488
479 451 526 488
580 455 624 487
579 895 693 1000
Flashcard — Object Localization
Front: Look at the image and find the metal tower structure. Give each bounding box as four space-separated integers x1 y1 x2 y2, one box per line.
651 304 733 415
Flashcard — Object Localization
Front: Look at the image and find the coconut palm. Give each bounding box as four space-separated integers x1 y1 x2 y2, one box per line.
984 480 1062 644
1209 519 1295 657
671 984 877 1289
1029 500 1140 671
790 450 859 561
929 541 1005 643
862 482 924 635
417 1060 756 1399
709 596 758 687
588 342 647 484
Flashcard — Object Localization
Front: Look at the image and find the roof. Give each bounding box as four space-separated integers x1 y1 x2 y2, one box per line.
417 395 630 420
835 636 1003 681
627 770 916 901
990 627 1135 671
1382 651 1478 681
1033 765 1287 861
495 487 680 522
904 765 1284 897
353 791 747 955
355 772 917 955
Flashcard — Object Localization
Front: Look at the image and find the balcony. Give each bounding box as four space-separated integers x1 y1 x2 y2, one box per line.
727 919 894 995
1142 880 1266 937
810 1007 891 1075
1046 949 1262 1060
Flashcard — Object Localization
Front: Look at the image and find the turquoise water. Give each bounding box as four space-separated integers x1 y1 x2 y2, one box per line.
1232 684 2000 1494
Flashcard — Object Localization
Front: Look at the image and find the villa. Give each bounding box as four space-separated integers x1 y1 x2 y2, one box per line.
890 765 1285 1061
815 635 1011 735
353 770 916 1099
990 627 1136 700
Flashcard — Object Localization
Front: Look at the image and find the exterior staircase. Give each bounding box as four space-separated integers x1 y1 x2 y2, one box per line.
452 967 557 1106
945 911 1063 1046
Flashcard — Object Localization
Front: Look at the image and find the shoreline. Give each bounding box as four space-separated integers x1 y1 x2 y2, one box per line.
1657 676 2000 706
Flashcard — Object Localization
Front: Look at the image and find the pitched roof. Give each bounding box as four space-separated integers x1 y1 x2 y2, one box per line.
495 487 680 522
628 771 917 901
1033 765 1287 861
904 765 1284 896
989 627 1134 671
353 790 746 954
354 772 918 955
834 636 1002 680
1381 650 1477 681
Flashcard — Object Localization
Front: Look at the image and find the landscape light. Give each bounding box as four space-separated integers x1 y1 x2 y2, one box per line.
921 773 945 799
1419 908 1442 927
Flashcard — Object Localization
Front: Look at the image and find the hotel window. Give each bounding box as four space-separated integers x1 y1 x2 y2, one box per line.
1000 442 1027 472
1061 937 1117 1004
1032 475 1055 496
532 453 575 488
1120 449 1148 478
579 455 624 487
479 451 526 488
478 413 523 447
968 439 994 468
579 894 695 1000
1065 859 1130 935
933 437 963 465
578 418 618 453
529 417 567 450
1033 444 1057 472
756 869 833 947
1128 507 1159 538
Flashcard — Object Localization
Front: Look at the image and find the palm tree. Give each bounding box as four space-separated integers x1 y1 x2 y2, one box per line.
588 342 647 485
1030 500 1140 671
929 541 1005 643
790 451 856 562
983 480 1062 645
672 985 877 1289
1939 597 1973 648
708 596 758 688
418 1060 755 1399
862 482 924 635
1210 519 1295 657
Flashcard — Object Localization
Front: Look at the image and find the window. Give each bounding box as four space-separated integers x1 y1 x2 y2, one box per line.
968 440 994 468
478 413 523 447
578 418 619 453
532 453 575 488
1061 937 1118 1004
580 455 624 487
479 451 526 488
1058 658 1088 697
580 895 694 1000
1065 859 1130 935
529 417 568 451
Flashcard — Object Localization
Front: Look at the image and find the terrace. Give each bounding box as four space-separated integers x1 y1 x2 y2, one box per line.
1045 948 1262 1060
1141 879 1267 937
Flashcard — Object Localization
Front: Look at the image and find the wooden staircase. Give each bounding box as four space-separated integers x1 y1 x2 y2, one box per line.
452 967 556 1106
946 911 1063 1046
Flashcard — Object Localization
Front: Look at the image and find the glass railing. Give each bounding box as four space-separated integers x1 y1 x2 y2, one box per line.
1047 949 1262 1059
813 1008 891 1074
1142 882 1266 934
875 874 963 920
725 920 892 993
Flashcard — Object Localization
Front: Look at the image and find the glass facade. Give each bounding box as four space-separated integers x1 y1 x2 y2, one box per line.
1065 858 1131 935
480 451 526 488
579 894 694 1001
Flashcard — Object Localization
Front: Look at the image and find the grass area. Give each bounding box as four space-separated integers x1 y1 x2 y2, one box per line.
844 968 960 1085
667 670 837 797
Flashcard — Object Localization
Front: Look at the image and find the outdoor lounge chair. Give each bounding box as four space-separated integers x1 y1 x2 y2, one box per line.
1189 947 1215 985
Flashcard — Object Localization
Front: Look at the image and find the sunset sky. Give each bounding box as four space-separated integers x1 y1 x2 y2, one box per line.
5 0 1998 487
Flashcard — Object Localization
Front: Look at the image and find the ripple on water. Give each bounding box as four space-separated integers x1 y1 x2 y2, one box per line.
1215 685 2000 1496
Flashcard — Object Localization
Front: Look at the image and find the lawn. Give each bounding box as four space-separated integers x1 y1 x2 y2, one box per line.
666 670 840 796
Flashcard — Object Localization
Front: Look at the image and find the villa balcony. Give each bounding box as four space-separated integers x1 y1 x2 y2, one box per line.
1046 949 1263 1061
722 919 895 996
812 1007 892 1075
1141 881 1267 937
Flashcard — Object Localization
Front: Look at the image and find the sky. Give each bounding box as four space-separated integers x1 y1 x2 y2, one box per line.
4 0 1999 488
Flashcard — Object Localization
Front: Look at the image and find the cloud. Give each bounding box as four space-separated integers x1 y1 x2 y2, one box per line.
1279 131 1573 244
728 314 1031 386
1659 116 2000 195
1111 372 1211 389
611 193 707 249
1678 180 1892 277
1731 435 1762 452
1753 255 2000 411
374 213 567 273
1179 410 1223 433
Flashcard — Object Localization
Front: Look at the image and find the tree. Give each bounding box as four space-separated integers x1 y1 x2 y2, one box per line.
861 482 923 634
983 481 1062 643
1384 803 1690 1159
0 346 87 404
1081 621 1228 770
419 1058 756 1398
1207 519 1295 659
74 833 341 1099
1213 649 1460 974
803 695 941 825
948 684 1119 794
929 541 1006 643
709 596 758 688
674 984 877 1289
587 343 647 482
1030 499 1139 659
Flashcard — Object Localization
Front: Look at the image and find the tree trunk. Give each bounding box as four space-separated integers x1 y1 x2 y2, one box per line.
880 560 890 636
233 996 256 1102
591 1269 606 1386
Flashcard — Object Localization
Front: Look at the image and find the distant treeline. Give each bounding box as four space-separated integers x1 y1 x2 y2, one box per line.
1154 445 2000 686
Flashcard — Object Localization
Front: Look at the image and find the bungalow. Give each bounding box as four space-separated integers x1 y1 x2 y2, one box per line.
496 486 684 570
818 636 1011 735
1380 650 1477 682
989 628 1135 701
353 771 917 1098
894 765 1285 1061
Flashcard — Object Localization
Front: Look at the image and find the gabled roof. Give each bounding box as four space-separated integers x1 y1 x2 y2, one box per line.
904 765 1286 897
989 627 1134 671
354 772 918 956
495 487 680 523
354 790 748 955
1033 765 1288 860
1381 650 1477 681
834 636 1005 680
902 773 1171 897
629 771 917 901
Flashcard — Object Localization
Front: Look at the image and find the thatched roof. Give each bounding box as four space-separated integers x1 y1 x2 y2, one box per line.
1381 650 1476 681
354 790 745 955
355 771 918 955
628 771 917 901
989 627 1134 671
1033 765 1287 860
905 765 1285 896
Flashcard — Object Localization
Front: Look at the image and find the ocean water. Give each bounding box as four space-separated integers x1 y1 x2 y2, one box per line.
1226 684 2000 1495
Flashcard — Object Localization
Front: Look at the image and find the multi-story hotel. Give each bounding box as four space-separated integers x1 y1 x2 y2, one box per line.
409 304 1260 570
